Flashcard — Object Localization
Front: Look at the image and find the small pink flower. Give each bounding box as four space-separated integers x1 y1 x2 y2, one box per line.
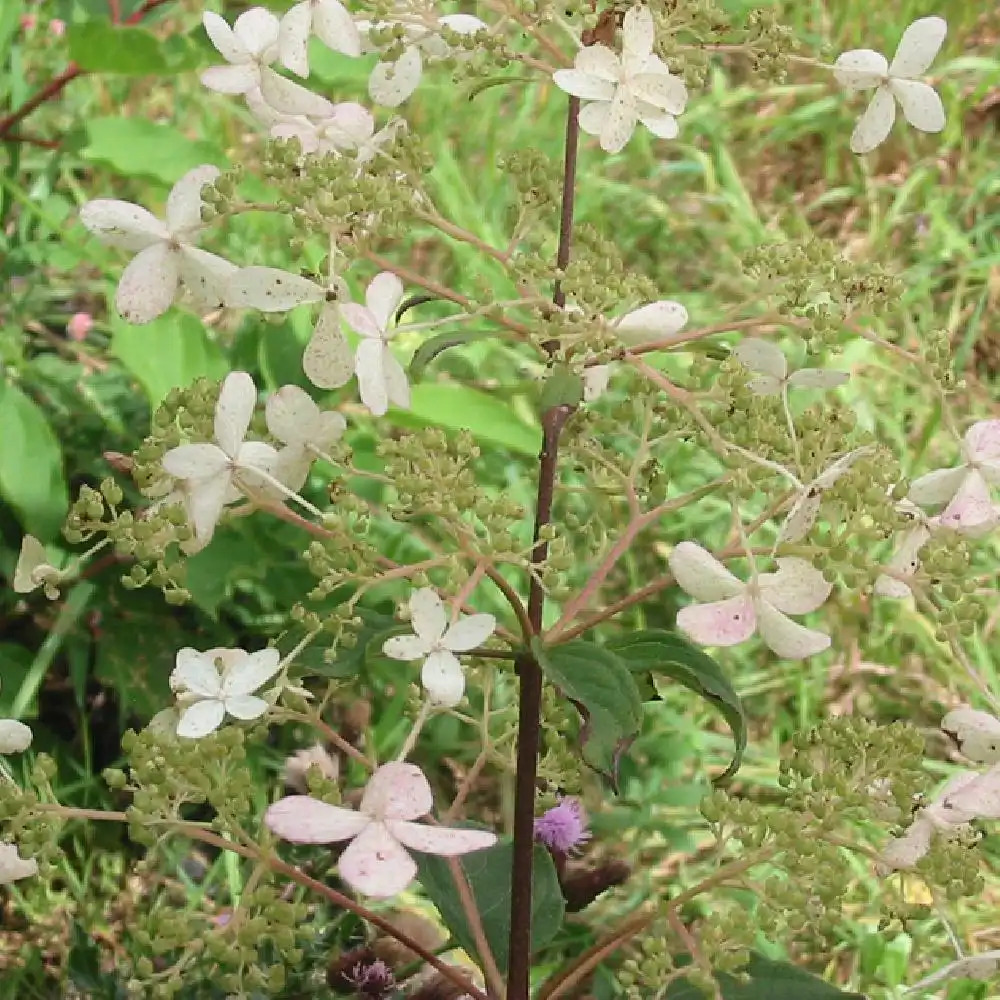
67 312 94 341
535 798 591 854
49 19 66 37
20 14 38 31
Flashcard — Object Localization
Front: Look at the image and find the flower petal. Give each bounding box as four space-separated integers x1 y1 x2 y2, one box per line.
850 86 896 154
941 707 1000 765
116 243 180 324
389 819 497 856
890 78 945 134
201 63 260 95
668 541 745 601
637 109 679 139
79 199 167 250
616 300 687 342
226 266 324 312
355 337 390 415
233 7 280 58
879 814 934 871
732 337 786 379
338 822 416 897
938 470 999 535
908 464 966 506
361 761 433 821
278 1 312 77
553 69 616 102
409 587 447 642
676 594 756 647
260 65 335 116
313 0 362 58
632 72 687 115
0 844 38 884
756 600 830 659
266 385 320 444
222 647 281 697
178 247 240 312
833 48 888 91
341 303 382 340
746 375 782 396
166 164 221 233
172 647 223 698
966 419 1000 462
162 443 229 481
577 100 610 140
757 557 832 615
0 720 33 754
13 535 51 593
265 795 370 842
422 648 466 706
575 44 620 84
442 613 496 652
203 10 248 64
889 16 947 78
304 304 355 389
365 271 405 331
215 371 257 457
622 5 654 62
176 699 227 739
600 86 637 154
223 694 269 719
381 345 411 411
778 491 822 544
185 472 233 543
368 45 423 106
786 368 849 390
382 634 433 660
938 763 1000 822
583 364 612 402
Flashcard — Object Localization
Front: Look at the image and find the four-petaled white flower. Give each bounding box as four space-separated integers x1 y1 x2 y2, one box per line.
382 588 496 706
364 14 487 107
731 338 849 397
80 165 236 325
0 843 38 884
833 16 947 154
265 384 347 491
161 372 279 547
341 271 411 416
264 761 497 897
201 8 332 116
668 542 832 659
170 646 282 739
12 535 62 598
907 418 1000 536
553 5 688 154
278 0 361 78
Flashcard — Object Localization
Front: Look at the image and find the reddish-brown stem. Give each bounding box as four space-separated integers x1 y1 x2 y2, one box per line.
108 0 122 23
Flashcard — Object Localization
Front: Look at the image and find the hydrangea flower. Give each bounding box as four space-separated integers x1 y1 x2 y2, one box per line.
553 5 688 154
382 588 496 706
873 502 937 599
731 338 849 397
170 646 282 739
265 385 347 492
270 101 376 157
833 16 947 154
907 418 1000 536
201 8 332 116
161 372 279 547
265 761 497 897
363 14 487 107
0 843 38 884
942 706 1000 765
534 798 591 854
12 535 62 598
668 542 831 659
80 165 236 325
278 0 361 78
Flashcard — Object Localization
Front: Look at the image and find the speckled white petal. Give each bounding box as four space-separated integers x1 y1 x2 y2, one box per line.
888 16 947 78
732 337 786 379
676 594 756 647
162 443 228 481
116 243 180 324
166 165 221 232
621 4 654 62
304 305 355 389
578 100 611 140
233 7 280 58
908 465 965 506
313 0 362 58
222 648 281 697
266 385 320 444
215 372 257 457
941 707 1000 765
757 557 832 615
409 588 447 642
383 634 432 660
80 199 167 250
381 346 410 410
965 419 1000 462
355 338 390 415
600 87 637 154
850 86 896 154
0 720 32 754
833 48 888 91
171 648 223 699
338 822 416 897
442 614 496 652
261 66 335 116
178 247 238 313
265 795 370 842
176 699 227 739
616 300 687 342
361 762 433 821
787 367 849 390
389 818 497 856
637 109 679 139
890 78 945 133
0 844 38 884
278 1 313 76
201 63 260 95
226 266 324 311
223 693 269 719
368 46 423 107
668 541 744 602
575 44 621 84
756 601 830 660
632 72 687 114
421 648 466 706
203 11 249 64
365 271 405 331
553 69 616 102
938 470 999 535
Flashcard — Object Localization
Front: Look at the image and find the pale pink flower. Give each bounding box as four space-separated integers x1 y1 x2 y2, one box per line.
49 19 66 37
67 312 94 341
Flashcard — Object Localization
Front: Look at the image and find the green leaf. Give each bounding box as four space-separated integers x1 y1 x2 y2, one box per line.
0 380 69 539
68 22 169 73
417 840 564 972
111 312 228 412
409 329 500 381
539 365 584 410
607 629 746 783
466 74 535 101
83 117 225 184
532 638 642 783
665 954 866 1000
400 383 540 457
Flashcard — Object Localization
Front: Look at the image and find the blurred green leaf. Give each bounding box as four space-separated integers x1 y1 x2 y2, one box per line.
418 840 564 972
402 383 539 457
111 312 228 411
68 22 169 73
0 380 69 539
533 638 642 783
409 329 503 381
608 629 746 783
665 954 865 999
83 117 225 184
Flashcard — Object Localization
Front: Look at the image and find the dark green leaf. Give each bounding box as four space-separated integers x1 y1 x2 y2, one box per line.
539 365 584 410
665 954 866 1000
532 638 642 783
0 380 69 539
66 922 127 998
409 329 499 381
607 629 746 783
418 840 564 972
466 74 535 101
68 22 169 73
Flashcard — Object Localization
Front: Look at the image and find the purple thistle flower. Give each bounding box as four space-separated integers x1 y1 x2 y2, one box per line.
347 959 395 999
534 797 591 854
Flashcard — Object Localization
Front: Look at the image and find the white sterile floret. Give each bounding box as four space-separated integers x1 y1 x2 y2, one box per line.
833 15 947 154
161 372 278 547
364 14 487 107
12 535 62 597
80 165 236 325
201 8 332 116
278 0 361 78
264 761 497 897
668 542 831 660
941 706 1000 765
731 338 849 397
382 588 497 706
265 385 346 491
0 843 38 884
271 101 375 157
553 5 688 154
170 646 282 739
906 950 1000 993
907 418 1000 536
0 685 32 755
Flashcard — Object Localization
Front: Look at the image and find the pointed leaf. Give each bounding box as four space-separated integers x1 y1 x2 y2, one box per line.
665 954 866 999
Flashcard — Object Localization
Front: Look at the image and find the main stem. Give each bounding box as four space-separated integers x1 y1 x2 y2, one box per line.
505 96 580 1000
